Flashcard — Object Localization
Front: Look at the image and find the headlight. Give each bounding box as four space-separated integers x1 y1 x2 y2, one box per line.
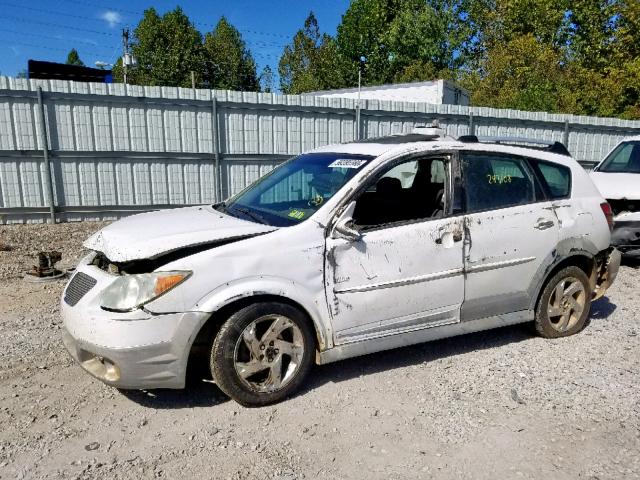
100 271 191 312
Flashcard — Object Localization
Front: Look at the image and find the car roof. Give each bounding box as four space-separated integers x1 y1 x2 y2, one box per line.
311 138 577 167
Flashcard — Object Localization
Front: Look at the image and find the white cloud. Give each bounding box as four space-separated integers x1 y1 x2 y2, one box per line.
100 11 122 28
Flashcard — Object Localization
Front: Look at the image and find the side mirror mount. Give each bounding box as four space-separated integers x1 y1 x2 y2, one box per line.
332 201 361 241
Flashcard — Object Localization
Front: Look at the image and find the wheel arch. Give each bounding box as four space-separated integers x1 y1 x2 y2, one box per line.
530 251 597 312
187 278 330 366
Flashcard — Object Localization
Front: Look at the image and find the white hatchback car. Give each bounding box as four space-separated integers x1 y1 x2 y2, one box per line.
61 129 621 406
590 136 640 258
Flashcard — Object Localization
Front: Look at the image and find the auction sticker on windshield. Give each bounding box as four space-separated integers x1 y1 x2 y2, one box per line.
328 159 368 169
288 209 306 220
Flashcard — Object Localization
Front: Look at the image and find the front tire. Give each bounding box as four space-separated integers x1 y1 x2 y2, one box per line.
535 266 592 338
210 302 315 407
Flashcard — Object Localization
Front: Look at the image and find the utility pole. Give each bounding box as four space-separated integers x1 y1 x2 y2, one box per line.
122 28 130 85
357 65 362 106
356 56 366 140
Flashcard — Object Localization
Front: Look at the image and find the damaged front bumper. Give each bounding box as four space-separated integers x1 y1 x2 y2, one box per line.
61 311 208 389
61 263 208 389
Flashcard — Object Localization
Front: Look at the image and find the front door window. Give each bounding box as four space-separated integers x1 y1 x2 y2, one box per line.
352 157 448 227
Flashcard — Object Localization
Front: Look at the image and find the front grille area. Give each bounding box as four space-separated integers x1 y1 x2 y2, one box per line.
64 272 98 306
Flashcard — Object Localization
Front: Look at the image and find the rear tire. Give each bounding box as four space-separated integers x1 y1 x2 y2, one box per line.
535 266 592 338
210 302 315 407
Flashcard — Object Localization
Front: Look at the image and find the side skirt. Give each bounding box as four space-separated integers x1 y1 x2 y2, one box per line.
316 309 533 365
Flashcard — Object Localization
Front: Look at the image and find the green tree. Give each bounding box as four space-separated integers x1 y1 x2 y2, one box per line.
259 65 275 93
113 7 203 87
101 1 640 119
561 64 627 118
335 0 401 86
335 0 470 86
462 34 571 112
466 0 569 50
463 0 573 82
562 0 617 70
610 0 640 118
278 12 346 94
202 17 259 91
463 0 640 118
613 0 640 62
66 48 84 66
385 0 471 82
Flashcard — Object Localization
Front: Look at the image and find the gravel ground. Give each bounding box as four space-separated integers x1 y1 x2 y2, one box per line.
0 222 639 480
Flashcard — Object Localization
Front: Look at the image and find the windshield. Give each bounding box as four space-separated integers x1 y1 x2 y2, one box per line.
597 141 640 173
217 152 375 226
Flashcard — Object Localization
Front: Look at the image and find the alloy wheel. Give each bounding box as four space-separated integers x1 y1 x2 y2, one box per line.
233 315 305 393
547 276 587 332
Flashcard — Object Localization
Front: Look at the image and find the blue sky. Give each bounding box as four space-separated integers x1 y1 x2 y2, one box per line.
0 0 350 83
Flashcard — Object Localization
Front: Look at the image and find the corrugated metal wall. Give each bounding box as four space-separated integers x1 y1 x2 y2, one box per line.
1 76 639 223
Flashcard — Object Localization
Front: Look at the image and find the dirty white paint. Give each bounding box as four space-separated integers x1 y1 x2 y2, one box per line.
463 203 558 318
590 172 640 200
61 135 618 390
84 205 277 262
327 215 464 344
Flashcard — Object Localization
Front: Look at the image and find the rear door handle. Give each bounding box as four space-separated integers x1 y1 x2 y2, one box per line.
534 219 555 230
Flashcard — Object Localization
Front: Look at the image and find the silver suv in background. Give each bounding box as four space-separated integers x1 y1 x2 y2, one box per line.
61 129 621 407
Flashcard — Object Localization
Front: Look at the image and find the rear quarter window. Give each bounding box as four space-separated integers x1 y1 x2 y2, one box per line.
531 161 571 199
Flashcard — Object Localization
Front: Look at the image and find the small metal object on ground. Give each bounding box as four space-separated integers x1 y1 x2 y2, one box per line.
24 251 67 283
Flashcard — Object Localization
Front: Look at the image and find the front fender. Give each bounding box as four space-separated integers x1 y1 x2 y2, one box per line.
193 275 332 351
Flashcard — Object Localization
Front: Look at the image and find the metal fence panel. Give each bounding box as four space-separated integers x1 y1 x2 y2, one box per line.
0 76 640 223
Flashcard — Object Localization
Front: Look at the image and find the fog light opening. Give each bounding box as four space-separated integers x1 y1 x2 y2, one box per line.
80 352 121 382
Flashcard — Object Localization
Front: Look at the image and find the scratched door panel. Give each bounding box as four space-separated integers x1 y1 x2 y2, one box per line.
327 217 465 344
459 151 561 320
462 202 559 320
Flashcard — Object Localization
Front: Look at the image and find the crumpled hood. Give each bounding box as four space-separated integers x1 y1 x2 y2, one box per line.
84 206 278 262
590 172 640 200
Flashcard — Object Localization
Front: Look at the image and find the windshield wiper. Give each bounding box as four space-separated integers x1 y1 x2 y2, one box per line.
228 205 268 225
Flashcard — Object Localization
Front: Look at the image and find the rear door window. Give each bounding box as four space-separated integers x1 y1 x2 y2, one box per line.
462 154 536 213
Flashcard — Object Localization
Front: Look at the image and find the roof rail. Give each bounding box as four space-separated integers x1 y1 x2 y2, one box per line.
457 135 571 157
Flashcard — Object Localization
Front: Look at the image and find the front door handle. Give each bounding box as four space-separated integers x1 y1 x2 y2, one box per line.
435 231 463 246
534 219 555 230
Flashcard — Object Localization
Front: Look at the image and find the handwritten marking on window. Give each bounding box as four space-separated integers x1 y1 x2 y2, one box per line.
487 174 512 184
